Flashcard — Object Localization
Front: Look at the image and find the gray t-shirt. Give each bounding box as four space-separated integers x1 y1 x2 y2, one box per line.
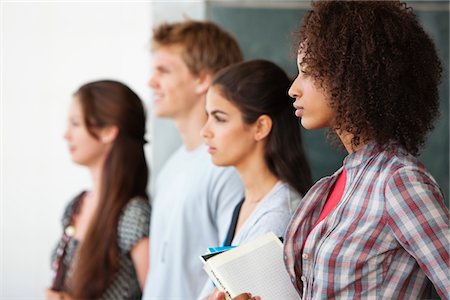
143 144 244 300
198 181 301 299
231 181 301 245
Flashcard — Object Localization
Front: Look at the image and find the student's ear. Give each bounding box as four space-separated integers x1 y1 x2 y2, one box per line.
254 115 272 141
194 71 213 95
98 125 119 144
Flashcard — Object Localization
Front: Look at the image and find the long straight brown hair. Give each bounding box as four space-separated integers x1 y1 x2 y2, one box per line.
68 80 149 299
212 60 313 197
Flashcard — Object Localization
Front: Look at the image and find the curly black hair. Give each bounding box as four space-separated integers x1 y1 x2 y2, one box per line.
296 1 442 155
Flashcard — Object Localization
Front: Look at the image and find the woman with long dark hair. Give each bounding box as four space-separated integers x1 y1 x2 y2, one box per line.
200 59 312 299
46 80 150 300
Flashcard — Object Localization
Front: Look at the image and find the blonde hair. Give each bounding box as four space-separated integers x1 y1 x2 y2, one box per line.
152 20 243 75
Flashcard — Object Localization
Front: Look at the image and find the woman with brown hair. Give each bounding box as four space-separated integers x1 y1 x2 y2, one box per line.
201 59 312 299
45 80 150 299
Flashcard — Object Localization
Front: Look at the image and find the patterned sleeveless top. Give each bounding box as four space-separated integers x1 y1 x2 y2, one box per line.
50 192 151 299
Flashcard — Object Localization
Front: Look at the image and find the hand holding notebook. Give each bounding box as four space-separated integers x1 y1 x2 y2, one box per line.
201 232 299 300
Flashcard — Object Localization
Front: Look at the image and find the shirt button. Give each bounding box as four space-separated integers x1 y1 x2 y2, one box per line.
301 275 307 282
291 277 295 283
284 255 287 260
302 253 309 259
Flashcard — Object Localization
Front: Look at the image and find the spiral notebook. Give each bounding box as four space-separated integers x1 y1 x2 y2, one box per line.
201 232 299 300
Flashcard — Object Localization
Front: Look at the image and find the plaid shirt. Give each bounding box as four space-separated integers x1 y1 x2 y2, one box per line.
284 143 449 299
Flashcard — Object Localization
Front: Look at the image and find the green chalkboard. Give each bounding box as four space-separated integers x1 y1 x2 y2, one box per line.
208 2 449 201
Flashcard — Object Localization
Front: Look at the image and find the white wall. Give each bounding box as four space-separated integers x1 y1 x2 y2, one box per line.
1 2 152 298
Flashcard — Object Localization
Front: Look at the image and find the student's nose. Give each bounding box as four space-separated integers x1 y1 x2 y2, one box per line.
63 128 70 141
288 76 302 99
148 73 158 89
200 121 212 139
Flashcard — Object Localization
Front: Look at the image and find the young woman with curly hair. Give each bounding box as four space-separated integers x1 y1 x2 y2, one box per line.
217 1 449 300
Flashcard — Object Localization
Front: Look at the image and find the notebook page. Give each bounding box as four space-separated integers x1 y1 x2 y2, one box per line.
207 233 299 300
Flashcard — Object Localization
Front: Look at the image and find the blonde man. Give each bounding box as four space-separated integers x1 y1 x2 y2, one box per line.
143 20 244 300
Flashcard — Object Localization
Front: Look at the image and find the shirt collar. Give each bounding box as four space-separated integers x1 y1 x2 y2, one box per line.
343 143 381 169
343 142 407 170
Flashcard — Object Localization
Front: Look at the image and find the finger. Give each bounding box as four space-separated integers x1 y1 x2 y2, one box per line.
234 293 252 300
206 292 214 300
215 291 226 300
